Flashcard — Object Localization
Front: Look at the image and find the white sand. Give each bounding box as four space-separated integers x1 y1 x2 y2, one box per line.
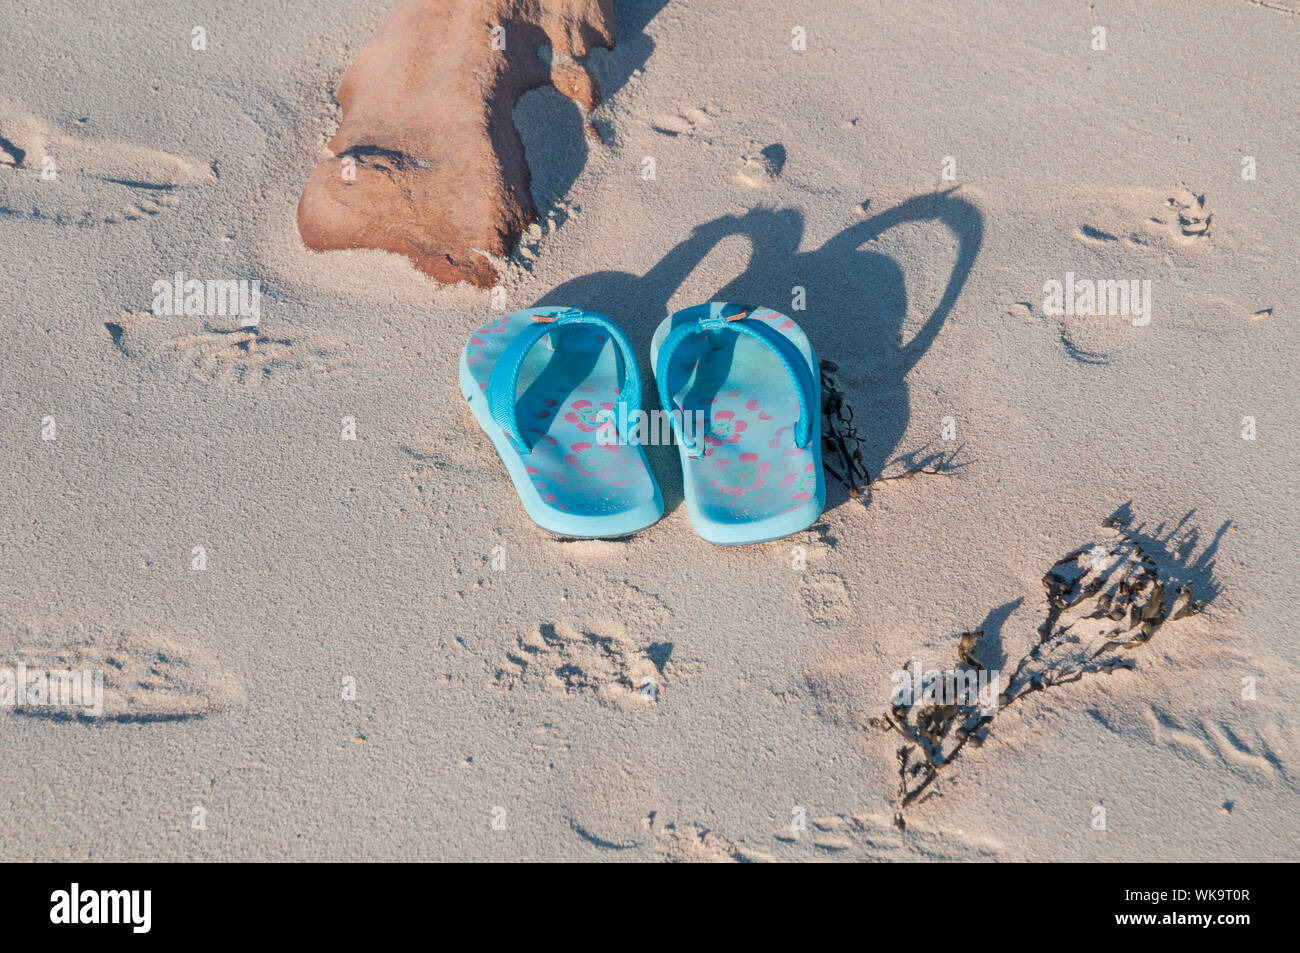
0 0 1295 860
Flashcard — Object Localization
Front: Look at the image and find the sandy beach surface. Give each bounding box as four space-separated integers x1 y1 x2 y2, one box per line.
1 0 1296 861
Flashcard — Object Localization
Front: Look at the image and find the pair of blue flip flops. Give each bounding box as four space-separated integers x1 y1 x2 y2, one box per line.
460 303 825 545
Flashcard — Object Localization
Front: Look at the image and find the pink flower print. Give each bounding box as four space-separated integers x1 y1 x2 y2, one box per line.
475 316 510 336
524 464 552 496
766 425 804 456
607 453 645 488
565 442 640 486
564 399 614 433
705 410 747 448
780 462 817 502
709 452 770 497
564 442 613 478
525 466 569 510
745 399 760 411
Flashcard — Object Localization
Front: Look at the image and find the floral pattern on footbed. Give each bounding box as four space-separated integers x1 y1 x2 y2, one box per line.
564 399 614 433
704 409 747 450
463 312 656 515
709 452 770 497
664 308 819 523
565 441 646 488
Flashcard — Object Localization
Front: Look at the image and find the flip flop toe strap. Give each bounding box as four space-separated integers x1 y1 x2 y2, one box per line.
656 307 814 459
486 308 641 454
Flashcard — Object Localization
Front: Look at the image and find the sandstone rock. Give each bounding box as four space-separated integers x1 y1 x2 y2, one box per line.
297 0 615 287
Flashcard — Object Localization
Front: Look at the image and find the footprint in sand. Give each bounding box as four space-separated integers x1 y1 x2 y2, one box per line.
735 144 786 189
106 312 348 388
1015 297 1117 367
799 571 851 624
493 618 689 707
0 621 244 721
510 197 580 269
1073 185 1214 251
772 812 1004 861
0 100 213 227
1044 186 1216 364
650 105 718 140
640 812 772 863
163 329 347 387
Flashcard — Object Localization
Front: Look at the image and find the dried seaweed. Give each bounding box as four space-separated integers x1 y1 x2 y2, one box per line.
872 515 1207 829
819 359 965 502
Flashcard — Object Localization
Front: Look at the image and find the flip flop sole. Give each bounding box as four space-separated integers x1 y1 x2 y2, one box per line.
651 305 825 545
461 309 663 539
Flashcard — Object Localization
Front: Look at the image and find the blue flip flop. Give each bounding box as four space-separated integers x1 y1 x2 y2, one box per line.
460 306 663 538
651 303 825 545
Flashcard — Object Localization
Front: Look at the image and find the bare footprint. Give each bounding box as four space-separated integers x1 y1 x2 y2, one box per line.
735 144 785 189
650 105 718 139
773 812 1004 861
0 99 213 227
640 812 771 862
493 618 688 707
1073 185 1214 251
163 328 348 388
1050 308 1121 366
1 621 244 721
107 312 348 388
799 571 851 624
